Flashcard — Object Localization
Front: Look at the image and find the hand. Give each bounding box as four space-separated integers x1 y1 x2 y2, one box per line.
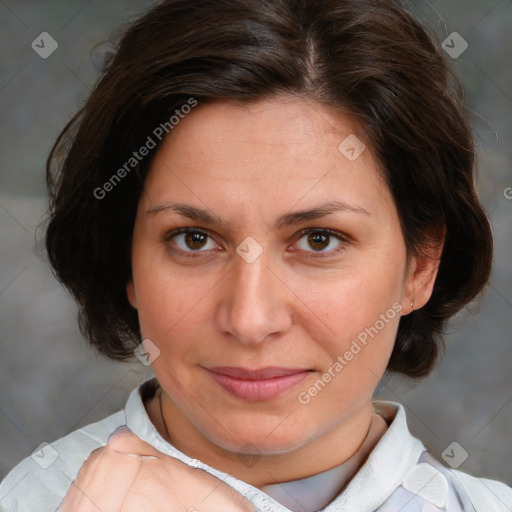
58 427 258 512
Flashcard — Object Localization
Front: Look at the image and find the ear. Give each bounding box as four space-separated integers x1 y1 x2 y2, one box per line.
403 225 446 314
126 280 137 309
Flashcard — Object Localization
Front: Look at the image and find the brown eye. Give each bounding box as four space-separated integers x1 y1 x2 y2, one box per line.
165 228 218 256
307 232 330 251
183 231 208 250
295 228 347 257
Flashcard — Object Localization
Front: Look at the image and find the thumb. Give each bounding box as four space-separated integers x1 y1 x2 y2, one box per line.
107 426 161 459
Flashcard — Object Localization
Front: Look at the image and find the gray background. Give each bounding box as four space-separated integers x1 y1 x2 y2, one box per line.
0 0 511 486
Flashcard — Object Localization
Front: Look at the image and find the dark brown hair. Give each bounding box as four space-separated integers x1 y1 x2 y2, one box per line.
45 0 493 378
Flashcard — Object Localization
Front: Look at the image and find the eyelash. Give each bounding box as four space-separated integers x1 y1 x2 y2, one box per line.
164 227 348 259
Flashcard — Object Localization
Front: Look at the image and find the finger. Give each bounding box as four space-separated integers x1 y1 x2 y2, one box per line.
58 477 107 512
195 482 260 512
107 426 162 459
60 446 145 512
147 460 259 512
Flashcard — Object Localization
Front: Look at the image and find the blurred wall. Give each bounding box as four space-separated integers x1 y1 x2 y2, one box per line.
0 0 511 485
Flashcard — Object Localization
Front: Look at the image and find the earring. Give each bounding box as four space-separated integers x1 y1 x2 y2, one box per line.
410 301 414 308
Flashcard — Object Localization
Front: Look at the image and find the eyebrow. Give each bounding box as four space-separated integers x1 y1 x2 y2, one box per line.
146 200 371 228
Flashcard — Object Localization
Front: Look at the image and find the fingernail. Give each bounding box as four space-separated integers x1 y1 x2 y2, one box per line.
108 425 132 440
115 425 132 433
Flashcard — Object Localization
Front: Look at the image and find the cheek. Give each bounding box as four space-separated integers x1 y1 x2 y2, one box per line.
299 305 400 417
300 264 404 342
321 301 400 384
296 262 403 397
131 256 207 348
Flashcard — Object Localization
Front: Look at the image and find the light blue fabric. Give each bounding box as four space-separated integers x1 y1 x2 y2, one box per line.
1 377 511 512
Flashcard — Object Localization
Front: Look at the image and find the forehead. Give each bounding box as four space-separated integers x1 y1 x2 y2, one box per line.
140 95 391 225
152 96 368 170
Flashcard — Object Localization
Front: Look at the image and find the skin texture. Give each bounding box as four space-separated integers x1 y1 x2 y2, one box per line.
58 427 258 512
126 95 442 484
61 95 443 509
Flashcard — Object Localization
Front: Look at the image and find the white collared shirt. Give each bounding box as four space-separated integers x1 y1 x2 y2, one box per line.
1 377 511 512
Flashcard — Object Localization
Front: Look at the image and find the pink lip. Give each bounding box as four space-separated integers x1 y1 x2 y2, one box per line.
202 366 312 401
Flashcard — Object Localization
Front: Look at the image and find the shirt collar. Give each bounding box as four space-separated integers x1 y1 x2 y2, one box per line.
259 410 389 511
124 377 425 512
325 400 426 511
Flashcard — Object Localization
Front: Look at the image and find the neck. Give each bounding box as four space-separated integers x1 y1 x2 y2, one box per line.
154 390 387 488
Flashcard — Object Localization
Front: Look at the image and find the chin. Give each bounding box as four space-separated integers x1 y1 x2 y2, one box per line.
207 421 313 456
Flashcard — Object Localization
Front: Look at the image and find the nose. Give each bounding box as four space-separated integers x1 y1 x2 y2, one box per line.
217 245 292 346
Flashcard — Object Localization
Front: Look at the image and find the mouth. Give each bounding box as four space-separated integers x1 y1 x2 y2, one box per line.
202 366 313 401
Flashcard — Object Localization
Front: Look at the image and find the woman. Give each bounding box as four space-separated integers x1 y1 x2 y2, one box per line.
0 0 510 510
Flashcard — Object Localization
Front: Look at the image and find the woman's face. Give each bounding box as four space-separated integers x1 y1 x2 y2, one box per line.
127 95 425 458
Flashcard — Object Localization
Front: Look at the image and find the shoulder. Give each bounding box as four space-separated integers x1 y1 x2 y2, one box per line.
450 467 512 512
0 409 126 512
405 451 512 512
369 401 512 512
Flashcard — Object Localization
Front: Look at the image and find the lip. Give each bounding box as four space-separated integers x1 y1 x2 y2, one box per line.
202 366 312 401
